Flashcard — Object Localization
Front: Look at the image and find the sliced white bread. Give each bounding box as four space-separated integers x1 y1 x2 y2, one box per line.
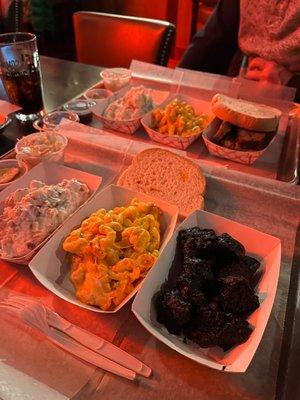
117 148 206 216
211 94 281 132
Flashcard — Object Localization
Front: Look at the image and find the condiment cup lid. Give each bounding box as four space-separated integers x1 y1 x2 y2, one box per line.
84 88 113 100
100 68 131 80
64 99 97 116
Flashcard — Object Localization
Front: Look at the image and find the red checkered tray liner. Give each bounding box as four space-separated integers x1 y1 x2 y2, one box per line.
202 118 277 165
141 93 213 150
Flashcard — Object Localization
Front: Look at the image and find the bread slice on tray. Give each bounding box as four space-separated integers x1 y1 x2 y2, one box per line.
117 148 206 216
211 94 281 132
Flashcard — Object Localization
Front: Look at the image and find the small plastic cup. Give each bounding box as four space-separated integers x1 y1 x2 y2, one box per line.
64 99 96 124
15 131 68 169
33 110 79 131
84 88 113 103
100 68 131 92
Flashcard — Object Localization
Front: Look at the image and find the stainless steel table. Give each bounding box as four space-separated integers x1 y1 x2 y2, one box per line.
0 56 101 155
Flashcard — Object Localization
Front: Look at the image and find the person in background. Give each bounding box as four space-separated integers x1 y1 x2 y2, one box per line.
179 0 300 102
0 0 31 32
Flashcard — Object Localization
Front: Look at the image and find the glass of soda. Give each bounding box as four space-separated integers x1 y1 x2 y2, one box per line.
0 32 44 121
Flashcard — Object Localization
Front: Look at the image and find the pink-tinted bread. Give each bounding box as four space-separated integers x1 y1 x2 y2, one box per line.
211 94 281 132
117 148 206 216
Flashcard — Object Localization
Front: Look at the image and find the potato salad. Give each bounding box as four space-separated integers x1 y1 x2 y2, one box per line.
103 86 154 121
0 179 89 258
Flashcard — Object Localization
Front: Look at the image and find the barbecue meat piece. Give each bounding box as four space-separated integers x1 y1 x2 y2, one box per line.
207 298 220 311
155 289 191 335
242 255 260 275
155 226 261 353
218 256 259 283
178 228 217 259
183 309 226 348
217 315 253 351
234 129 266 151
192 298 220 317
219 131 236 149
178 227 204 242
182 257 215 298
212 121 233 143
216 233 245 266
218 259 252 282
177 273 206 306
177 227 202 253
215 125 269 152
183 257 214 280
184 308 252 351
219 276 259 315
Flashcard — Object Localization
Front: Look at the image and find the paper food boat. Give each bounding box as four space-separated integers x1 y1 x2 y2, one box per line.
202 118 278 165
93 85 169 135
29 184 178 313
141 93 213 150
0 162 102 264
132 209 281 372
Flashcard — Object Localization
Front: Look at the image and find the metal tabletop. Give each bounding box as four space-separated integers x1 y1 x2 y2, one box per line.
0 56 102 155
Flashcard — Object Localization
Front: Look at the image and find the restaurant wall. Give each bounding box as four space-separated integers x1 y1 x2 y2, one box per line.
121 1 168 20
78 0 117 12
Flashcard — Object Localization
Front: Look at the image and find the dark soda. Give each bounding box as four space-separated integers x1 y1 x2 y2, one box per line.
0 33 44 119
1 66 43 114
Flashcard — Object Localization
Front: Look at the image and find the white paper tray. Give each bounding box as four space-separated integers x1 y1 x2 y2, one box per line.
132 209 281 372
0 162 102 264
29 184 178 313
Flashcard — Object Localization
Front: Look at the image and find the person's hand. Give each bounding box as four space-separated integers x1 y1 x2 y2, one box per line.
245 57 293 85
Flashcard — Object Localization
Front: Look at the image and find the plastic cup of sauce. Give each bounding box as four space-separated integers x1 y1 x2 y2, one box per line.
64 99 97 124
100 68 131 92
33 110 79 131
84 88 113 103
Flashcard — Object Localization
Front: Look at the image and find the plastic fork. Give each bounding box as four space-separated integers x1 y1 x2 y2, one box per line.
2 295 151 377
0 301 137 381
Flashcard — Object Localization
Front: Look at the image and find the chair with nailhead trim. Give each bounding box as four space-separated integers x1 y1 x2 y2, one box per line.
73 11 176 68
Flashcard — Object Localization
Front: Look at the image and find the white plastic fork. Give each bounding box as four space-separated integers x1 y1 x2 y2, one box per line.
0 302 137 381
2 295 151 377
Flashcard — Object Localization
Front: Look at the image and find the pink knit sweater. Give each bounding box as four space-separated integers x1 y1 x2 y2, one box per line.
239 0 300 73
